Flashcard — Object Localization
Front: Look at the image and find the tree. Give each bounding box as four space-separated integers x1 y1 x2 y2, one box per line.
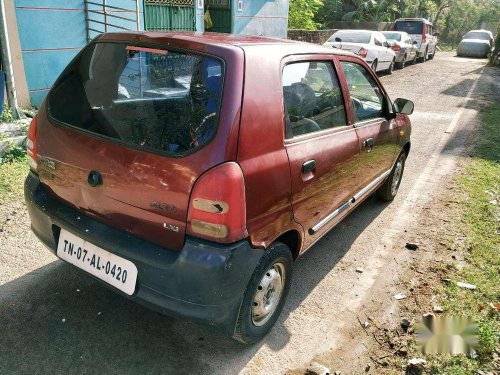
342 0 402 22
289 0 324 30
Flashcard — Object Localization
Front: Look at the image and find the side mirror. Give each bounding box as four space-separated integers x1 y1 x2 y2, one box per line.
413 40 418 45
335 37 342 42
433 32 440 37
394 98 414 115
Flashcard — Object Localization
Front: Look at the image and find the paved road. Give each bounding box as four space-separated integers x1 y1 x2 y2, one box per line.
0 52 496 375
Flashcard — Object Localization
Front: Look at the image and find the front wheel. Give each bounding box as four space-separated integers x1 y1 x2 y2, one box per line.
377 151 406 201
233 242 293 344
387 58 395 74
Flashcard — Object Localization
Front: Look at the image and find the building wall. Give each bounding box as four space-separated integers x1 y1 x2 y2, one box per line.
14 0 143 107
232 0 288 38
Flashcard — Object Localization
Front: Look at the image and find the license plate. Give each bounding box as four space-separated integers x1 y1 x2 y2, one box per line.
57 229 138 295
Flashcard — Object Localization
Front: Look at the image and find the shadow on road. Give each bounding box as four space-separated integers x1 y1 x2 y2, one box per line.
0 194 389 374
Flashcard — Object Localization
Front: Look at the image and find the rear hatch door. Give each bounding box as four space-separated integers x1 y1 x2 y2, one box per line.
37 39 236 250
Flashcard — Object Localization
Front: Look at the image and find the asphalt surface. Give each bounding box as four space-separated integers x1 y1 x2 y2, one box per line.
0 52 496 375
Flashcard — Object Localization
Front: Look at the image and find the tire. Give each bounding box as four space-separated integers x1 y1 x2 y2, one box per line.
233 242 293 344
377 151 406 201
371 60 378 73
386 58 395 74
418 48 428 63
428 48 435 60
396 55 406 69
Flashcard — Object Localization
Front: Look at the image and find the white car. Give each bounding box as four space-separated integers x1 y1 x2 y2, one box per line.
323 30 396 74
393 18 438 62
457 30 494 58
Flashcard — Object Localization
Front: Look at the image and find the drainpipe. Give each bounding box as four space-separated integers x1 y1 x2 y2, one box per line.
0 0 21 119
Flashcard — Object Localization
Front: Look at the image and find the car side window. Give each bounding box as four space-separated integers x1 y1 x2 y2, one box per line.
340 61 385 123
374 35 382 46
282 61 347 138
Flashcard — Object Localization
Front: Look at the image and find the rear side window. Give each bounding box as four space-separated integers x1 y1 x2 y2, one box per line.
282 61 347 138
48 42 224 156
340 61 384 122
394 21 423 34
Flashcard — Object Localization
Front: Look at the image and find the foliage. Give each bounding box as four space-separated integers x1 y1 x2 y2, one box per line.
0 144 27 164
289 0 324 30
342 0 401 22
0 150 27 203
0 103 15 123
309 0 500 43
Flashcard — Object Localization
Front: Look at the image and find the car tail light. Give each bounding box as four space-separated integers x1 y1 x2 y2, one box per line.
26 115 38 171
358 47 368 58
391 44 401 52
187 162 248 243
422 24 427 43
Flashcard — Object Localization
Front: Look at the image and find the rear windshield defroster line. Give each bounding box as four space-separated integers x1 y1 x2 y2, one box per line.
48 41 225 157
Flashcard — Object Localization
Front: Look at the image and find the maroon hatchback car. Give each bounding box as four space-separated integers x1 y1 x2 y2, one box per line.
25 32 414 343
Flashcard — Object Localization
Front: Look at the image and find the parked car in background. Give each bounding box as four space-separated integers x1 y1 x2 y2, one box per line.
393 18 438 62
323 30 396 74
457 29 494 58
382 31 418 68
25 32 414 344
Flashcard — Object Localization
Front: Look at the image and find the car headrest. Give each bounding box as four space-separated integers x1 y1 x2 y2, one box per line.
283 82 316 119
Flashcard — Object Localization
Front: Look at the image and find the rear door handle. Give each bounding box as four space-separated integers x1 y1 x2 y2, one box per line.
363 138 374 150
302 160 316 173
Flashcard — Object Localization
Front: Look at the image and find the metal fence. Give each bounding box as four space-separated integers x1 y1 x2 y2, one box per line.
84 0 141 41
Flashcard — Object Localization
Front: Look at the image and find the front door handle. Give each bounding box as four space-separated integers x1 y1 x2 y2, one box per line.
302 159 316 173
363 138 374 151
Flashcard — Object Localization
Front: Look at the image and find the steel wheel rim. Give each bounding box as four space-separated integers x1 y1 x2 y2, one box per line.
391 159 403 196
251 262 285 327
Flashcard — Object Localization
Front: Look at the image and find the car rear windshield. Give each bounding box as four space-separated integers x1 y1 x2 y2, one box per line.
394 21 423 34
328 31 371 44
463 32 490 40
383 32 402 41
48 42 224 156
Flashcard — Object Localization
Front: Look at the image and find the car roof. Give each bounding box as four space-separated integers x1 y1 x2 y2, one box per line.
394 18 432 25
334 29 373 34
96 31 355 57
466 29 492 34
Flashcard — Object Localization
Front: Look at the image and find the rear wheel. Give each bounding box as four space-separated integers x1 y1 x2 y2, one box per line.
377 151 406 201
420 48 428 62
397 55 406 69
233 242 293 344
428 48 435 60
371 60 378 73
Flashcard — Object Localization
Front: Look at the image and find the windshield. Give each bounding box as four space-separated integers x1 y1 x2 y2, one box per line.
328 31 371 44
463 32 490 40
394 21 424 34
383 32 402 41
48 42 224 156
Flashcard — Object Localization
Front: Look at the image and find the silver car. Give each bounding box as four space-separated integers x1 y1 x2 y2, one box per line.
457 30 494 58
382 31 419 68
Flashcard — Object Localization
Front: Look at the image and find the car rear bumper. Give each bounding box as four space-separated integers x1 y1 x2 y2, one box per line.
24 172 263 335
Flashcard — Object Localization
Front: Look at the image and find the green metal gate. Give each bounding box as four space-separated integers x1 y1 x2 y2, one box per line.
206 0 231 33
144 0 196 31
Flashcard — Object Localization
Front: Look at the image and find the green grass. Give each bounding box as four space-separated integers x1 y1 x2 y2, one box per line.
431 103 500 373
0 149 28 204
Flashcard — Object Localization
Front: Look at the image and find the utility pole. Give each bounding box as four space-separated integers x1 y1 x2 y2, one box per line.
0 0 21 119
